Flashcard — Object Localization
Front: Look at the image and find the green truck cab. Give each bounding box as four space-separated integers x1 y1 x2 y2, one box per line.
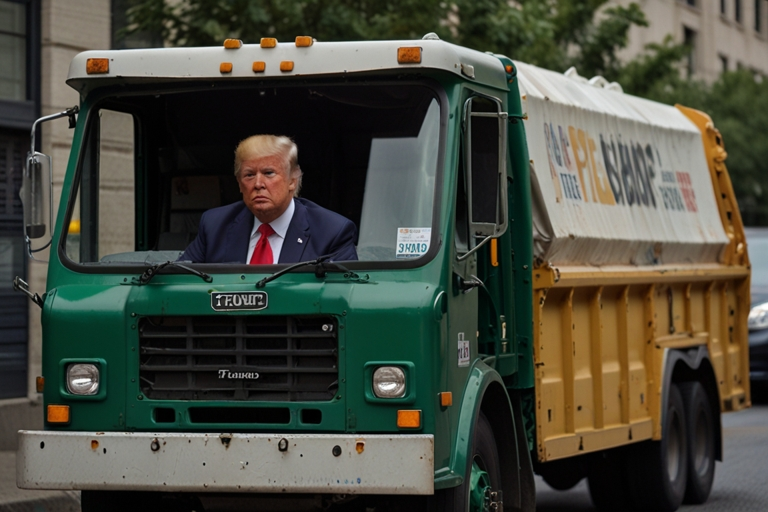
16 37 536 511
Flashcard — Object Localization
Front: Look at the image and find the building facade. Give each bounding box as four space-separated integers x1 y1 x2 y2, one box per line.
612 0 768 82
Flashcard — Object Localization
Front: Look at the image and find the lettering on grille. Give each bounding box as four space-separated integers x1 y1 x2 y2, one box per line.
138 316 338 401
211 292 267 311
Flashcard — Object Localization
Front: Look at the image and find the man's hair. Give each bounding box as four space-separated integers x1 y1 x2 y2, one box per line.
234 135 303 196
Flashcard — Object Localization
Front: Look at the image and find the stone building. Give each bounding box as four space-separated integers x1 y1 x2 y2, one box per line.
612 0 768 82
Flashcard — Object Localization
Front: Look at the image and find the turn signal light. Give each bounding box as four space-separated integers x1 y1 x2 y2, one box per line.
47 405 70 424
86 58 109 74
439 392 453 407
260 38 277 48
397 47 421 64
397 409 421 428
223 39 242 49
36 376 44 393
295 36 313 47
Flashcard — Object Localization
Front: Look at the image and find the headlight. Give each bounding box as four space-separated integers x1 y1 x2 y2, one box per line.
372 366 406 398
749 302 768 330
66 363 100 395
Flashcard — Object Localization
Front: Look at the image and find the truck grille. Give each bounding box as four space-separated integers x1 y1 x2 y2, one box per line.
138 316 338 401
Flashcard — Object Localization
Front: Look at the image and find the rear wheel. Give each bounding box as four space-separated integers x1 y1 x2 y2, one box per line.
629 383 688 512
680 381 716 504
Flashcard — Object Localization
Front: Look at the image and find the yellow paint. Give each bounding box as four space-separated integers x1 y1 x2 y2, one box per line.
588 137 616 205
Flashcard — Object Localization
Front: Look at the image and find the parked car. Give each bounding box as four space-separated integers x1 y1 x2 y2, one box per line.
746 227 768 392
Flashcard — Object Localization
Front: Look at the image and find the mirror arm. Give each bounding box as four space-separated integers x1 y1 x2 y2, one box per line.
456 234 494 262
29 106 79 155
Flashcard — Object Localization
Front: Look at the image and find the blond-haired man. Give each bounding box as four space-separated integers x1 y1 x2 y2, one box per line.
180 135 357 263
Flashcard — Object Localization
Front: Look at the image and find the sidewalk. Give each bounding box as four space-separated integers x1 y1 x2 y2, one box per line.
0 451 80 512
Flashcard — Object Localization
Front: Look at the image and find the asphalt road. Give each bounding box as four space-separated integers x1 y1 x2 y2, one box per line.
535 393 768 512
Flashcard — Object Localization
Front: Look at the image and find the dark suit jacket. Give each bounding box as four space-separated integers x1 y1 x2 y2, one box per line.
179 198 358 263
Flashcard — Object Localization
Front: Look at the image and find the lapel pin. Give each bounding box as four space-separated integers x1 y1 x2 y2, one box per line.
297 238 303 244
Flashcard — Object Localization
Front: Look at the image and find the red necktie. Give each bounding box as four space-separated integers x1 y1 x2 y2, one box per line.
249 223 275 264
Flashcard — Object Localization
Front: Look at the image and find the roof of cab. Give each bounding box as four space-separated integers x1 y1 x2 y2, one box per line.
67 38 510 94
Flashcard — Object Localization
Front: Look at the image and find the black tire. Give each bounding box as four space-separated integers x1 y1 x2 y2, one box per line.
680 381 717 504
435 411 502 511
628 383 688 512
587 449 631 511
81 490 193 512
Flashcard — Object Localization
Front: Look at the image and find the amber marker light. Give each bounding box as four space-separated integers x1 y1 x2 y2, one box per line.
260 38 278 48
505 64 513 73
397 47 421 64
439 392 453 407
280 61 294 72
295 36 314 47
47 405 70 424
397 409 421 428
220 62 233 73
490 238 499 267
223 39 242 49
36 376 44 393
253 61 266 73
86 58 109 74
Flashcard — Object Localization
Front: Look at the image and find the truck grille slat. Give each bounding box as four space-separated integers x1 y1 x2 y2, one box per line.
139 316 339 401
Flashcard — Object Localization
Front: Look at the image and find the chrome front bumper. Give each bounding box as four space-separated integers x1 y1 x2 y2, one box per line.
17 431 434 494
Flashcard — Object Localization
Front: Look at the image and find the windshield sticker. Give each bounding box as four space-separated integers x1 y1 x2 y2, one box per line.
396 228 431 259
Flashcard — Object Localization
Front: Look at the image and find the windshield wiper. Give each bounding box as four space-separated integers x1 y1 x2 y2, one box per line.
135 261 212 285
256 255 368 288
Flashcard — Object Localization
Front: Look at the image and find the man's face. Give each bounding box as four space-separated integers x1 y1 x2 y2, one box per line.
237 153 297 224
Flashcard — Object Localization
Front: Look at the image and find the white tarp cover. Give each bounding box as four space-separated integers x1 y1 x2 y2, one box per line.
515 61 728 266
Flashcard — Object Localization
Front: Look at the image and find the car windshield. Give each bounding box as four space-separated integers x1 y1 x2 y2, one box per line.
61 83 442 268
747 230 768 289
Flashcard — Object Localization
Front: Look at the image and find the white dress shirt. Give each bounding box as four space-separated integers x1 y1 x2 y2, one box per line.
246 199 296 264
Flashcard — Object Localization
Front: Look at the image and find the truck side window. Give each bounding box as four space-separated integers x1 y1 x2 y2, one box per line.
65 109 136 263
455 143 469 253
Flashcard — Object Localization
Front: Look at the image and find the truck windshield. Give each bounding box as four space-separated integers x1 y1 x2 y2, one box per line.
61 83 442 269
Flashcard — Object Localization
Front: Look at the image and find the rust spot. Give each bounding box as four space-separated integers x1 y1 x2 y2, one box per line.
355 440 365 454
91 440 99 450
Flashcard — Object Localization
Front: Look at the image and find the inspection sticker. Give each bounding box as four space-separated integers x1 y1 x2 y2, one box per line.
458 332 470 367
395 228 431 259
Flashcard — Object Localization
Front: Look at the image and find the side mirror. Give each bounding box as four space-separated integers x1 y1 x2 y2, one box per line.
20 151 52 241
20 106 78 260
461 95 508 254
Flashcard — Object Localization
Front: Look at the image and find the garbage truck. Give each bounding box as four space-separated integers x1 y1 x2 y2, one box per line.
14 35 750 512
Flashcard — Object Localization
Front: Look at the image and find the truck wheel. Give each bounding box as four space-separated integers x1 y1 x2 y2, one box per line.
680 381 716 504
435 411 502 512
629 383 688 512
587 448 631 511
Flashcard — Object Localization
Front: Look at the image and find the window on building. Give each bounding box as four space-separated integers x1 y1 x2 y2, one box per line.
0 0 26 102
684 26 697 77
721 0 728 15
756 0 763 32
720 54 729 73
736 0 742 22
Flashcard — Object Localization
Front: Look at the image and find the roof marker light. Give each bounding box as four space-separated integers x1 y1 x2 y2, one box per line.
260 38 277 48
397 47 421 64
295 36 313 47
86 58 109 74
224 39 242 49
253 61 266 73
220 62 233 73
280 61 294 72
